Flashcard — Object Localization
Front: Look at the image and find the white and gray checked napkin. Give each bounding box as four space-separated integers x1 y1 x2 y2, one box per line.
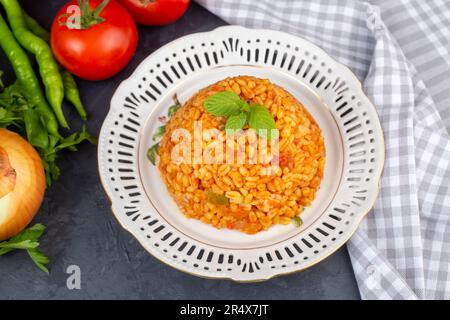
196 0 450 299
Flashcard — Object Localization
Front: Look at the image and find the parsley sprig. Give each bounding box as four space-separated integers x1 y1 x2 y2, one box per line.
0 79 96 186
0 224 49 273
292 216 303 228
147 95 181 166
204 91 278 140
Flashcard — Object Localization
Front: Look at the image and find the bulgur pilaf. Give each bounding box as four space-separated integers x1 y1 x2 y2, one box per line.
158 76 325 234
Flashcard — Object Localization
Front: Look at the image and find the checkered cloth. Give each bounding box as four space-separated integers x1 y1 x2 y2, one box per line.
196 0 450 299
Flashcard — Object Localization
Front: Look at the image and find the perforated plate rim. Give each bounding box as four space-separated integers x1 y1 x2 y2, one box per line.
98 26 385 281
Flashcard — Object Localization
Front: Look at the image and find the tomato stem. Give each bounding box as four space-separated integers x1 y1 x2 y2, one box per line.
60 0 110 29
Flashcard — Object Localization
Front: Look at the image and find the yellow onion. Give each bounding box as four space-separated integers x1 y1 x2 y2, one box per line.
0 128 45 241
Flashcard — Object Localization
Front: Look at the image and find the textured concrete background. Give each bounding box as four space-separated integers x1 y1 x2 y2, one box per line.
0 0 360 299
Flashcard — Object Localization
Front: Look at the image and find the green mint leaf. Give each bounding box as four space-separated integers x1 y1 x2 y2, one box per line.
248 104 278 140
204 91 243 117
152 125 166 141
240 101 250 112
292 216 303 227
27 248 49 273
147 144 160 166
225 112 247 132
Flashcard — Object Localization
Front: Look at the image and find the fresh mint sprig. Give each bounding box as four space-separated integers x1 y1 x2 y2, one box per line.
204 91 245 117
204 91 278 140
225 112 247 131
247 104 278 140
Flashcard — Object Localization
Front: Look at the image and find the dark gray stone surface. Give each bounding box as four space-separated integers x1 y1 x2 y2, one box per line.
0 0 360 300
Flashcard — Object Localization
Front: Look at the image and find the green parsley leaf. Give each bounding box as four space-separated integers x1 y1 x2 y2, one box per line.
23 108 49 149
168 104 181 117
0 240 39 251
0 76 96 187
206 189 230 205
0 107 21 128
204 91 243 117
147 144 160 166
11 223 46 242
168 94 182 117
225 112 247 132
0 81 30 131
0 224 49 273
37 126 97 186
27 248 49 273
152 125 166 141
0 224 46 255
248 104 278 140
292 216 303 227
0 107 7 119
53 126 97 152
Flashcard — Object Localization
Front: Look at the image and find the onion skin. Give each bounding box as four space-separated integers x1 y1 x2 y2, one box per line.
0 129 46 241
0 147 16 198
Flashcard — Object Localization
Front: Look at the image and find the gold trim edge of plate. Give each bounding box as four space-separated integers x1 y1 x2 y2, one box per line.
98 25 387 283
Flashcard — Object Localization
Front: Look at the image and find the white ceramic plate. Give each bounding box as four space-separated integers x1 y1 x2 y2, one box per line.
98 26 384 281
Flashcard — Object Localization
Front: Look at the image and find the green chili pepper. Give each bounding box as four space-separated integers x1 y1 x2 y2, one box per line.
22 9 88 121
61 71 87 120
0 15 58 143
23 108 49 149
0 0 67 128
21 11 50 43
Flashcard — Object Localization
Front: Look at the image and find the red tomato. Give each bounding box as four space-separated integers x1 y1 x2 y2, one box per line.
51 0 138 81
118 0 190 26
